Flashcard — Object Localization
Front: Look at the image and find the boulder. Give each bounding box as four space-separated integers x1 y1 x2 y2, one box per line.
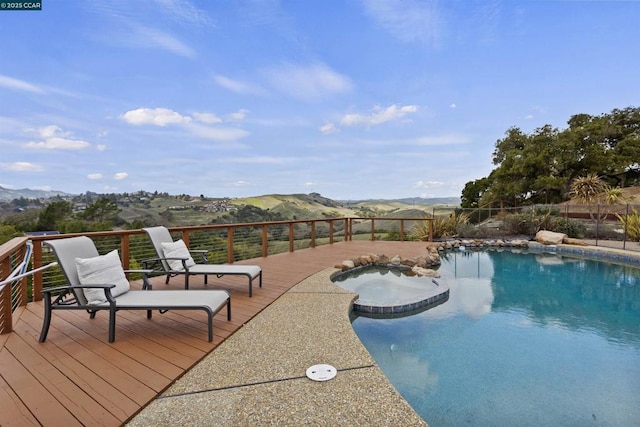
411 266 440 278
535 230 567 245
562 237 589 246
341 260 355 270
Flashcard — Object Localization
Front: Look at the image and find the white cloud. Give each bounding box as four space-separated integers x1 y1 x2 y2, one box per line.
122 108 193 126
96 144 107 151
155 0 212 27
87 173 103 180
190 124 250 141
227 156 297 165
413 180 445 189
1 162 43 172
362 0 444 47
26 137 91 150
193 112 222 124
113 172 128 180
227 109 249 121
38 125 67 139
319 123 339 134
213 74 266 95
450 103 457 109
227 180 253 187
340 104 418 127
0 74 46 93
25 125 91 150
265 62 352 100
130 24 196 58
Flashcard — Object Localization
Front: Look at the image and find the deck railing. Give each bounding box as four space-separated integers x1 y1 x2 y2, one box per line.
0 216 431 335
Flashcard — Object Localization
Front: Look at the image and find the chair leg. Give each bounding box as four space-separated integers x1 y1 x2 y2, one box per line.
108 307 116 343
207 313 213 342
227 297 231 321
204 274 208 285
185 274 189 290
165 274 170 284
39 299 52 342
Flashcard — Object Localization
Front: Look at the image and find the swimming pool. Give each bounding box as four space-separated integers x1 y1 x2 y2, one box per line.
351 249 640 426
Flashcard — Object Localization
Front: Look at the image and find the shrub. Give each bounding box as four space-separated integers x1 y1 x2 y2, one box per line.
502 211 585 238
411 212 470 240
617 208 640 241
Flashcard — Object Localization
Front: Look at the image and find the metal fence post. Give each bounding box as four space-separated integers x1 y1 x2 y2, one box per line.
623 203 629 250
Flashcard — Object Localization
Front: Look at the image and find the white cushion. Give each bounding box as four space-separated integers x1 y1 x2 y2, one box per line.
161 239 196 271
76 250 130 304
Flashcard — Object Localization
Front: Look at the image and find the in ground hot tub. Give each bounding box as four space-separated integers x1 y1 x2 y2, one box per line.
331 265 450 316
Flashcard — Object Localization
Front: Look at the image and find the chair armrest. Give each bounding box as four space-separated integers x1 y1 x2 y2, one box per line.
124 269 154 275
189 249 208 263
124 269 154 290
43 284 115 295
42 284 118 305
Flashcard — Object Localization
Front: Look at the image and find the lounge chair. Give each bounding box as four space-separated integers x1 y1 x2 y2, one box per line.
142 226 263 296
39 236 230 343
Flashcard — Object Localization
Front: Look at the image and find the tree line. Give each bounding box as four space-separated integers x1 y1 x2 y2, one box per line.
461 106 640 209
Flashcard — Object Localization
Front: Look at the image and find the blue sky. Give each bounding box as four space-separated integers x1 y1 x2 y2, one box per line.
1 0 638 200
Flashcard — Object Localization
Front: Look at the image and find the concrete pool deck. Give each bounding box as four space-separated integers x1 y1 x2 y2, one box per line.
127 267 427 426
127 241 640 426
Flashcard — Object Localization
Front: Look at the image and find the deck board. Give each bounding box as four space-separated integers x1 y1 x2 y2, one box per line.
0 241 428 426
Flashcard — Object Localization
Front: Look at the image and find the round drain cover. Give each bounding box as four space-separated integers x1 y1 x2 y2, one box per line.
306 364 337 381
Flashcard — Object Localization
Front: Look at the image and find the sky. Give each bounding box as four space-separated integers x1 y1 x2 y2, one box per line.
1 0 639 201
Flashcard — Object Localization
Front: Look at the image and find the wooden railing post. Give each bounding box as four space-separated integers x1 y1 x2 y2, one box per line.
289 223 294 252
310 221 316 248
370 219 375 241
262 224 268 257
32 240 43 301
329 220 334 244
121 234 130 270
400 219 405 241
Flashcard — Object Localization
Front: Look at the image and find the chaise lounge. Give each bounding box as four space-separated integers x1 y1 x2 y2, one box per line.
40 236 231 343
142 226 263 296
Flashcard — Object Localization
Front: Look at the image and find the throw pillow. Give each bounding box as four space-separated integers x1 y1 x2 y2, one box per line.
76 250 130 304
161 239 196 271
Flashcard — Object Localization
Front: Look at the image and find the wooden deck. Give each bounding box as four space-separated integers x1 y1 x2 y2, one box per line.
0 240 429 426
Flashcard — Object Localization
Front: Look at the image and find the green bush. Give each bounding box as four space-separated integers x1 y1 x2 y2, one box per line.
411 212 470 240
502 212 584 238
617 209 640 241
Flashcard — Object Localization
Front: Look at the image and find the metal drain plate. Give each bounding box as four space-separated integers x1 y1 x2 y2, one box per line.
306 364 336 381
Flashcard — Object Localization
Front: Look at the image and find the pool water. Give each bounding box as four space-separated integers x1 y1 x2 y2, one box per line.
351 250 640 426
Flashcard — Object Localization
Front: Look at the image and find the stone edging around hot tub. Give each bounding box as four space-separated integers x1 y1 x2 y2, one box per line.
331 264 450 315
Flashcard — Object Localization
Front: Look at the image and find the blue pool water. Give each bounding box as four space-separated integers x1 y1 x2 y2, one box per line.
350 250 640 426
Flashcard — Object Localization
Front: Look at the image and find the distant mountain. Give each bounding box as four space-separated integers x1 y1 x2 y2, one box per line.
339 197 460 206
0 186 71 201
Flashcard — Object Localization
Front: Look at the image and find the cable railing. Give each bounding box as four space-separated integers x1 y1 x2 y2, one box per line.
0 216 430 335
